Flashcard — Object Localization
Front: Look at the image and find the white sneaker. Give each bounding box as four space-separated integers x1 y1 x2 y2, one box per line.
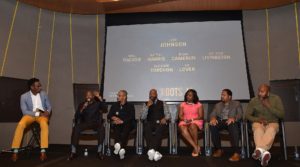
153 151 162 161
147 149 155 161
119 148 126 159
114 143 121 155
261 151 271 167
252 148 265 160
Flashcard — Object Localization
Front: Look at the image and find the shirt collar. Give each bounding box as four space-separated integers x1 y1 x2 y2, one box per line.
30 91 40 96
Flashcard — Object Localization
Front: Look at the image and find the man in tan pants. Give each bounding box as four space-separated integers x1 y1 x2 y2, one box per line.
246 84 284 167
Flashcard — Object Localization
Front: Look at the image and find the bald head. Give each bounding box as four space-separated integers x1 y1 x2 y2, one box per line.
258 84 270 99
149 89 158 101
85 91 93 101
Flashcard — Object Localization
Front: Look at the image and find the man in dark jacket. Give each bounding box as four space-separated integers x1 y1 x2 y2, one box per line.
107 90 135 160
209 89 243 162
68 90 107 160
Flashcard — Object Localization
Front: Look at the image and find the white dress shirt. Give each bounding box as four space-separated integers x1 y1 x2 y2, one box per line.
30 91 44 117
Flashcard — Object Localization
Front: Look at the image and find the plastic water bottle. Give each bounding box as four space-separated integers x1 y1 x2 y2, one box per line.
241 147 246 159
205 147 211 157
138 146 143 155
106 148 111 156
84 148 88 157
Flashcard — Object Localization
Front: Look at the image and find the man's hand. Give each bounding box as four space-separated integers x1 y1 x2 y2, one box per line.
94 91 103 101
40 111 50 117
112 116 123 124
261 98 271 108
209 118 218 126
226 118 235 125
114 119 124 125
160 118 167 125
147 99 153 107
259 118 268 126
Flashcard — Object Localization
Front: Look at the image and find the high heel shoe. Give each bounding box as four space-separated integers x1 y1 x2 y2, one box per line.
191 146 200 157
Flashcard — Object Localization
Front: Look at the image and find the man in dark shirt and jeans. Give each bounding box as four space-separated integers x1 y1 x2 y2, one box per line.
209 89 243 162
68 91 107 160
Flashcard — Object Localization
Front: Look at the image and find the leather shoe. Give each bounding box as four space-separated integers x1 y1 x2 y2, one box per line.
11 153 18 162
229 153 241 162
97 152 104 160
40 152 47 162
212 149 223 158
67 153 78 161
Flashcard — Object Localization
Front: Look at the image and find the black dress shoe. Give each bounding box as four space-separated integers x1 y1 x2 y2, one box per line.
67 153 78 161
97 152 104 160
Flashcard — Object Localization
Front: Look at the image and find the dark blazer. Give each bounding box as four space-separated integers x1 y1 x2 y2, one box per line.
107 102 135 123
210 100 243 121
75 100 107 124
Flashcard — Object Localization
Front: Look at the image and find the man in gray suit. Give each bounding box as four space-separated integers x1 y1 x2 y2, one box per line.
209 89 243 162
11 78 51 162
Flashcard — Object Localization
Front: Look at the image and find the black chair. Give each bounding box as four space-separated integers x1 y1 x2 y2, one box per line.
139 120 172 154
245 120 287 160
174 120 208 156
104 119 139 155
71 117 106 154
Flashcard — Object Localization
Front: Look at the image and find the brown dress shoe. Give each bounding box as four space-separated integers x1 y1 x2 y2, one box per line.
212 149 223 158
11 153 18 162
40 152 47 162
229 153 241 162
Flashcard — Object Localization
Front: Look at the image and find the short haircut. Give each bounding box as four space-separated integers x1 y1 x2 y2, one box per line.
118 90 128 96
27 78 40 90
222 89 232 97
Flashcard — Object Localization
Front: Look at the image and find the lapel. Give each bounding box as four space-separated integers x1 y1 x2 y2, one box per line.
26 91 33 110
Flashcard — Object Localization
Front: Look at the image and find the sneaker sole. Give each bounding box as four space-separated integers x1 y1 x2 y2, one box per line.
252 150 261 160
261 154 271 167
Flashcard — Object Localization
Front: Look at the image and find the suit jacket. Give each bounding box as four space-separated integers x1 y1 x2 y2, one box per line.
74 100 107 124
20 90 52 117
210 100 243 121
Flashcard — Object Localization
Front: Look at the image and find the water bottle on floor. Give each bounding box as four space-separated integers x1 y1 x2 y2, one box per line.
84 148 88 157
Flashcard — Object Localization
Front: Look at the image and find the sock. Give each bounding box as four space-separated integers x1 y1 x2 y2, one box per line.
13 148 18 153
97 144 102 153
41 148 46 153
71 145 76 153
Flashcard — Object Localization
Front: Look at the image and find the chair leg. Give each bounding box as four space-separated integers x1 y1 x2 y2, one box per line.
205 122 212 156
106 122 111 156
240 122 246 159
281 121 288 160
173 122 178 155
245 122 250 158
169 123 172 154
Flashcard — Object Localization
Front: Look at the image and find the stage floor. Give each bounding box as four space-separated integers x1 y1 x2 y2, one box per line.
1 145 300 167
